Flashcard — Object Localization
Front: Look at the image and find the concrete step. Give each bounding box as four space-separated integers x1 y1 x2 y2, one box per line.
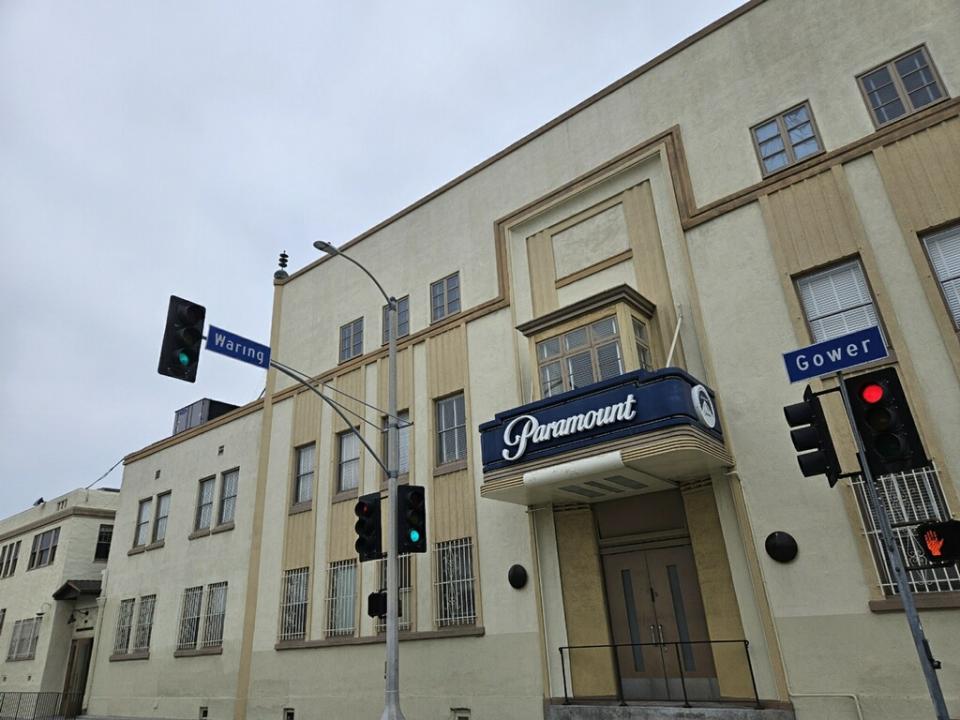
547 704 795 720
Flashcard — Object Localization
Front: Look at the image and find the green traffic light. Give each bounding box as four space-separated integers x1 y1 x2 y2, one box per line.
178 351 191 366
408 529 420 543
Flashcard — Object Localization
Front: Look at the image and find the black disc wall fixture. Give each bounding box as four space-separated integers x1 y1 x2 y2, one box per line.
765 531 798 563
508 564 528 589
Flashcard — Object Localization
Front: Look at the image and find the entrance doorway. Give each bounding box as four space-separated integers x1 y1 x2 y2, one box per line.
61 637 93 716
602 543 718 701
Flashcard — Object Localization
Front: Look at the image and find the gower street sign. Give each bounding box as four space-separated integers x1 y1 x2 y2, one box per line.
205 325 271 369
479 369 721 473
782 326 886 384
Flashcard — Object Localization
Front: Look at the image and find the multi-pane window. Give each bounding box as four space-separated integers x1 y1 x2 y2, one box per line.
922 223 960 329
436 393 466 466
177 583 226 651
430 272 461 322
201 582 228 648
134 499 152 547
195 478 215 531
633 318 654 371
177 586 204 651
152 493 171 543
113 599 136 654
219 469 239 525
382 296 411 343
382 410 411 477
0 541 21 577
337 431 360 493
279 568 309 641
339 318 364 362
325 560 357 637
797 260 884 344
858 46 945 127
293 444 315 505
28 527 60 569
434 537 476 628
6 617 41 661
94 525 112 561
376 554 412 632
133 595 156 652
537 316 624 398
751 103 822 175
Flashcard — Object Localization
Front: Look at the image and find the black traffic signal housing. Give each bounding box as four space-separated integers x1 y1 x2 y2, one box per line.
354 492 383 562
915 519 960 566
158 296 206 383
397 484 426 554
844 368 928 477
367 591 387 618
784 385 841 487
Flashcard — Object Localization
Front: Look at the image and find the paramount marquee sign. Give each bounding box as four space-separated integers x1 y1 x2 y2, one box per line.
479 369 721 473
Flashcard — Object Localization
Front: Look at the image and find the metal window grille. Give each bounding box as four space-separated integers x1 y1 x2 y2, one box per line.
324 560 357 637
113 599 135 654
94 525 112 561
133 595 156 652
219 469 239 524
294 445 315 504
201 582 228 648
436 394 466 465
851 464 960 595
279 568 309 641
338 432 361 492
376 554 413 632
195 478 215 530
177 586 203 650
153 493 171 543
135 500 152 547
434 538 476 628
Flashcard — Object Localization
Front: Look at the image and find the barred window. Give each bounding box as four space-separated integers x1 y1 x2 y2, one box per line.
0 540 21 577
28 527 60 569
94 525 112 561
751 102 822 176
430 272 461 322
797 260 885 344
202 582 228 648
294 444 315 505
436 394 466 467
339 317 364 362
858 46 946 127
536 316 624 398
177 586 203 650
922 223 960 330
376 553 413 632
381 410 411 477
195 478 215 531
153 493 171 543
382 296 411 344
133 595 156 652
7 617 41 661
279 568 309 641
219 469 239 525
113 599 136 654
325 560 357 637
434 537 476 628
338 431 361 493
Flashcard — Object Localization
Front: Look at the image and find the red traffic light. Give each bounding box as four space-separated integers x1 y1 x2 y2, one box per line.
861 383 884 404
355 501 373 518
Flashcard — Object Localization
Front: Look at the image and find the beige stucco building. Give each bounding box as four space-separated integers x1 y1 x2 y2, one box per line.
86 0 960 718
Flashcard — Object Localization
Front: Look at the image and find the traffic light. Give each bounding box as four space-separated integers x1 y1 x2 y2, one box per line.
844 368 928 477
396 484 427 554
783 385 841 487
158 296 206 383
354 492 382 562
915 520 960 565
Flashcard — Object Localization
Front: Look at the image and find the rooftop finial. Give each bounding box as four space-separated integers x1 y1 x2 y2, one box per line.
274 250 289 280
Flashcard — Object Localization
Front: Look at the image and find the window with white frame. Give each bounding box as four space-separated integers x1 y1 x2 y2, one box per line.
436 393 466 467
430 272 461 322
536 316 624 398
195 478 215 531
922 223 960 330
337 431 360 493
293 444 314 505
279 567 309 641
201 582 228 648
0 541 21 577
339 317 364 362
434 537 476 627
134 500 152 547
382 296 410 344
6 617 42 661
113 598 136 654
796 260 885 344
176 586 203 650
28 527 60 569
133 595 156 652
381 410 410 478
177 583 227 651
376 554 412 632
325 560 356 637
219 469 239 525
152 492 171 543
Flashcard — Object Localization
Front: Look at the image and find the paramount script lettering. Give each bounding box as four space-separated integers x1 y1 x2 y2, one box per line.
501 394 637 461
212 330 267 366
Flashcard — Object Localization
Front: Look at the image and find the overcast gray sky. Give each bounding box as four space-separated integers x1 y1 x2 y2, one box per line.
0 0 741 515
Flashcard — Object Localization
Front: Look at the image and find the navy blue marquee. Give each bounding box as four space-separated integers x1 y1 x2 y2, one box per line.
479 369 722 473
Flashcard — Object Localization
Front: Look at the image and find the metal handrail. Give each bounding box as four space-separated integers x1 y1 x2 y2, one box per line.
558 638 760 710
0 691 83 720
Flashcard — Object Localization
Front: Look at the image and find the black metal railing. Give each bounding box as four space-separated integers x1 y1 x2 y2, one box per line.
0 692 82 720
559 639 761 709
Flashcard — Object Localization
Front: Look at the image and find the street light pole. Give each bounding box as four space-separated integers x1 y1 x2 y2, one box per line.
313 241 405 720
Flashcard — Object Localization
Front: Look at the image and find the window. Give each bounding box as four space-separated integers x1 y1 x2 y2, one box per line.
279 568 309 641
797 260 885 344
177 586 203 650
376 554 412 632
858 46 945 127
0 541 21 577
113 599 135 654
382 296 410 344
0 609 5 638
536 316 624 398
339 317 364 362
922 223 960 329
381 410 411 477
434 537 476 627
293 444 315 505
6 617 41 661
152 492 171 543
133 595 156 652
430 272 461 322
337 431 360 493
751 102 822 175
325 560 356 637
195 478 215 531
201 582 228 648
632 318 654 371
436 393 466 466
134 500 152 547
94 525 113 561
28 527 60 569
219 469 239 525
177 583 226 651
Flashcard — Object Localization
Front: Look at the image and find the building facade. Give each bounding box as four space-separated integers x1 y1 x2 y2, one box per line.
87 0 960 718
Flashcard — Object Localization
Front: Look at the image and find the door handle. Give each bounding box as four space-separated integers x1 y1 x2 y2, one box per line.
649 624 657 644
657 623 665 645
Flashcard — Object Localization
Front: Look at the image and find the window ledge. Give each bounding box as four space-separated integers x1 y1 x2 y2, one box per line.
869 591 960 613
188 529 211 541
332 488 359 504
110 651 150 662
174 646 223 658
145 540 165 551
434 460 467 477
275 624 484 651
127 545 146 556
288 501 313 516
430 310 462 326
211 521 235 535
6 656 36 662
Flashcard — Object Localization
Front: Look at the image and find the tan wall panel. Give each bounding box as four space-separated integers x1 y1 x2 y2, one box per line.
332 368 365 432
552 200 629 280
292 389 322 447
283 509 314 570
526 230 558 317
554 507 617 698
377 347 413 412
426 325 467 399
430 470 475 544
327 500 356 562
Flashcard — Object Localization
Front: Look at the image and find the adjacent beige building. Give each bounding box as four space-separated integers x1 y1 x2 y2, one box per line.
86 0 960 718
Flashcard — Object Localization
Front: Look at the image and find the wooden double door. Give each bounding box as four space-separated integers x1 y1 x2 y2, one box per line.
602 544 718 701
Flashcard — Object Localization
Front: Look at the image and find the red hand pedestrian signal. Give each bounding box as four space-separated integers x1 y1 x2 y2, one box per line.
924 530 944 558
915 520 960 565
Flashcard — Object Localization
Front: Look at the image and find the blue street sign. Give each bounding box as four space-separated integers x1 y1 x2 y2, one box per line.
205 325 271 369
783 326 887 383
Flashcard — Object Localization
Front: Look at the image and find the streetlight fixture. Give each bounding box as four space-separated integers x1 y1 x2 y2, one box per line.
313 240 405 720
